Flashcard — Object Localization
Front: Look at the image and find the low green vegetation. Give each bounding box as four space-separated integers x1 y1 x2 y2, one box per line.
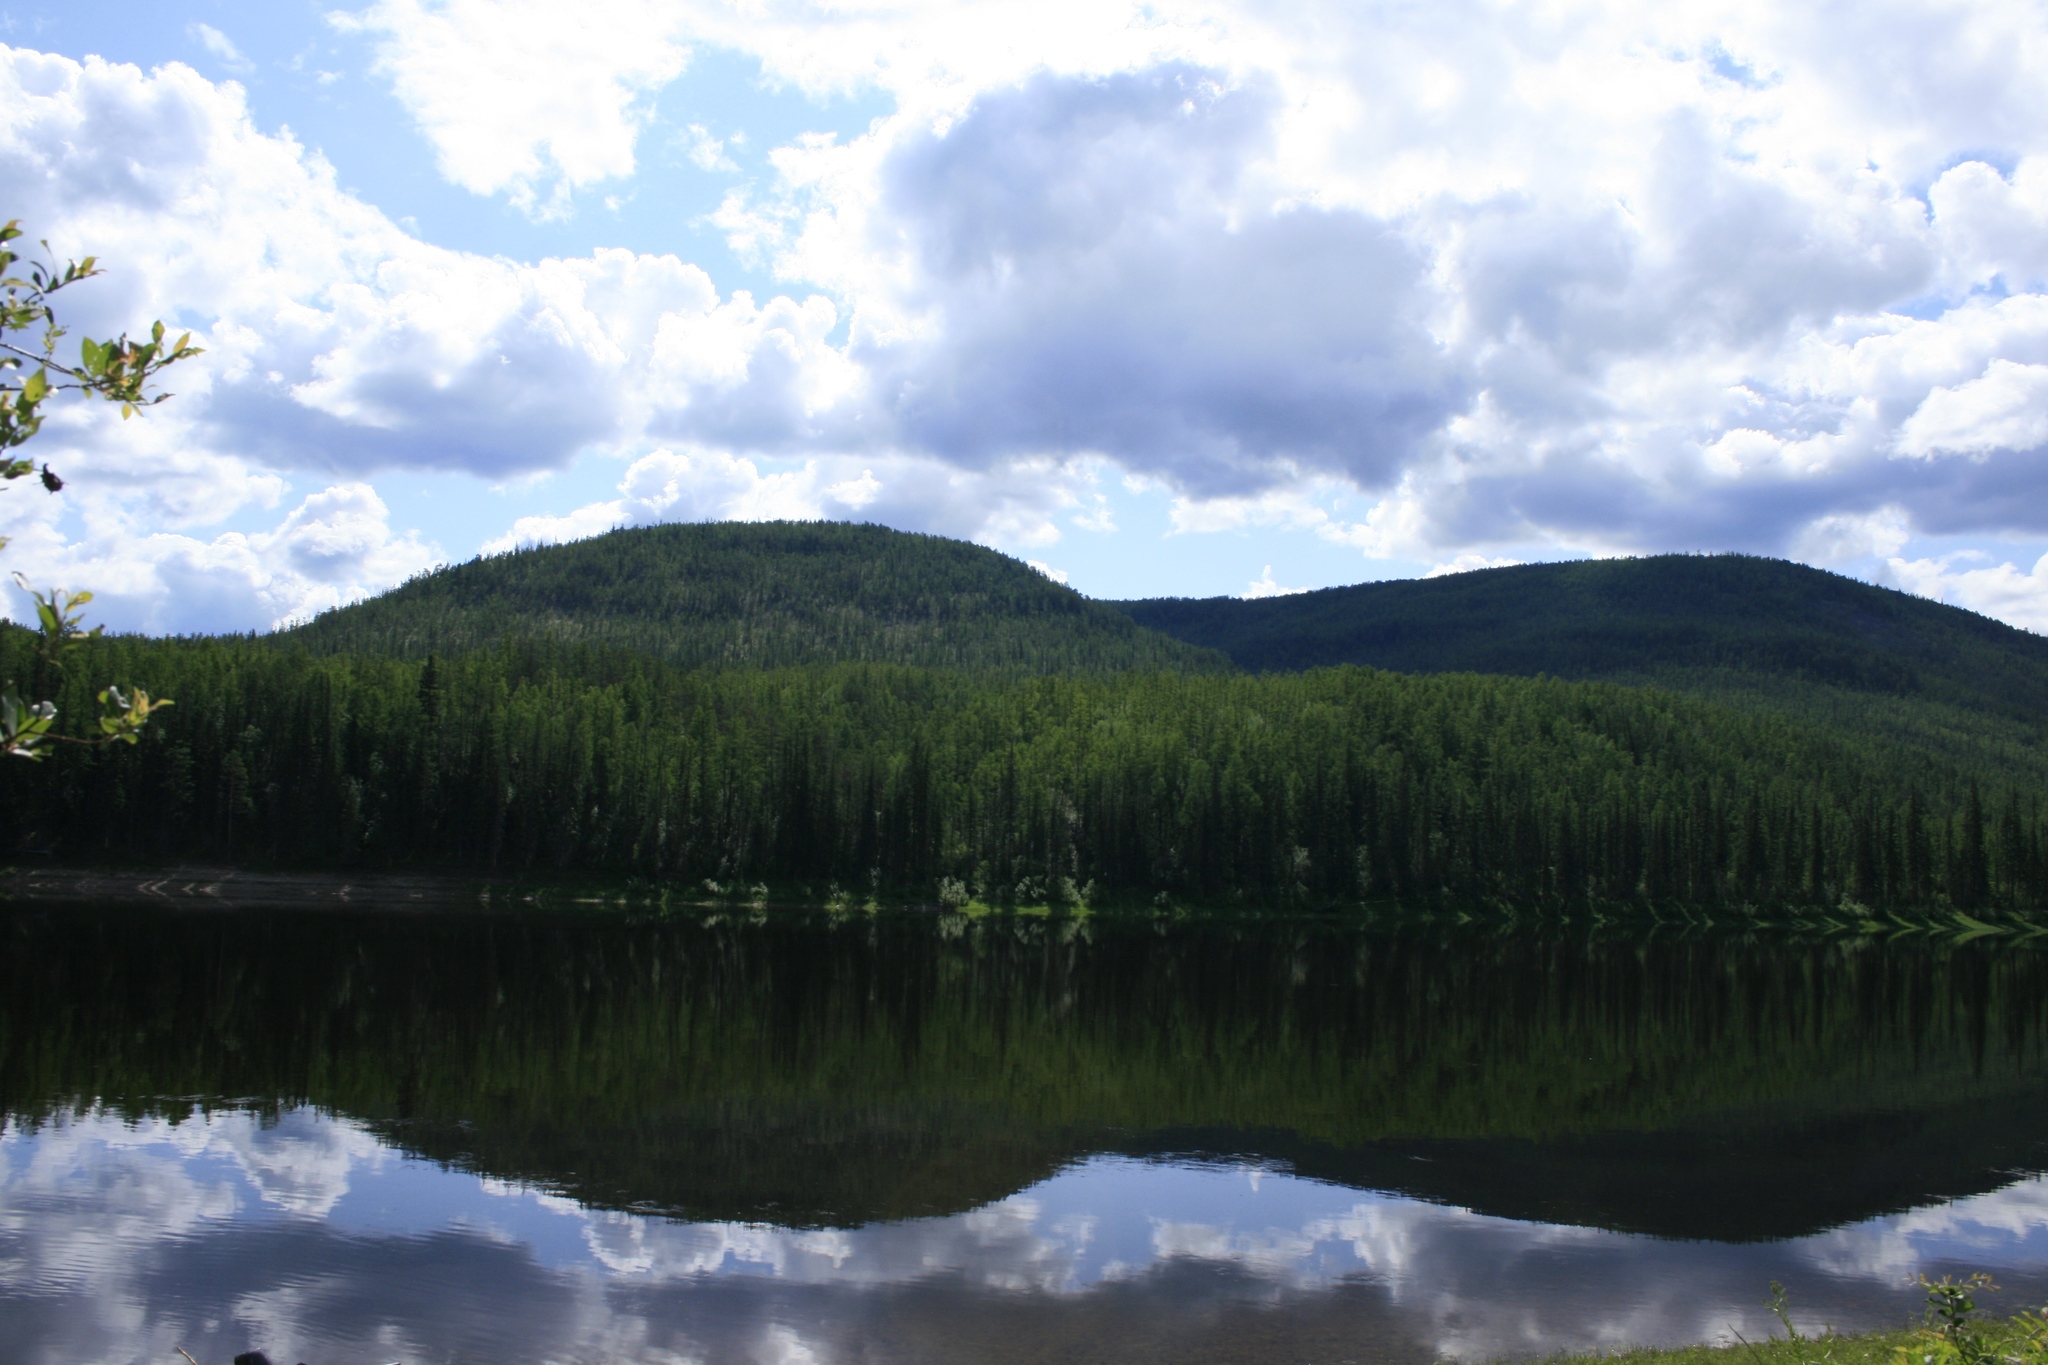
1547 1277 2048 1365
1556 1331 1924 1365
1554 1331 1925 1365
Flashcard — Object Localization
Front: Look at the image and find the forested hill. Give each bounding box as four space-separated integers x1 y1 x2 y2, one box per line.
282 522 1226 676
1114 555 2048 780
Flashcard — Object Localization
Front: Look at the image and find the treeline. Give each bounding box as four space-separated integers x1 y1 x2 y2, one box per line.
284 520 1226 676
6 629 2046 911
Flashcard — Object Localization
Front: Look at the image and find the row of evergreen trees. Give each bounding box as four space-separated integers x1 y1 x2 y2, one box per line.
5 629 2041 910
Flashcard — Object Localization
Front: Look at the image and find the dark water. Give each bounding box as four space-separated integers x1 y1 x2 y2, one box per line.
5 904 2048 1365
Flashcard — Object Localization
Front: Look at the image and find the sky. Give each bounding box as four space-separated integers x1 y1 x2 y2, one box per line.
3 0 2048 633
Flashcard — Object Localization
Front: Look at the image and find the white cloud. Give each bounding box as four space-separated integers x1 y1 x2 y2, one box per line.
1897 360 2048 459
1881 549 2048 632
483 448 1107 555
1240 565 1307 598
1424 554 1523 579
1168 483 1347 537
824 468 882 508
2 483 440 633
1793 506 1913 564
675 0 2048 593
1931 157 2048 295
682 124 739 173
1 48 618 480
187 23 253 74
332 0 692 215
482 447 820 551
1026 558 1069 584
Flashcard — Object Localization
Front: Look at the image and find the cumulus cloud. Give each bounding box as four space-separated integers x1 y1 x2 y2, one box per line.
333 0 691 215
482 447 823 551
482 447 1105 554
1881 550 2048 633
677 0 2048 602
1 483 438 634
853 68 1462 494
1898 360 2048 458
1026 559 1069 584
1930 157 2048 294
1 47 638 482
1241 566 1307 598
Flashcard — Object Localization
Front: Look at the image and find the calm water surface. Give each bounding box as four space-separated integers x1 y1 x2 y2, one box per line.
3 904 2047 1365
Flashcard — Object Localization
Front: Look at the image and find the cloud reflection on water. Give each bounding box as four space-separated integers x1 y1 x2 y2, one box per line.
5 1107 2048 1365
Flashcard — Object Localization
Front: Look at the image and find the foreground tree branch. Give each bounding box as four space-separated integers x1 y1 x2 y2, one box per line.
0 216 193 759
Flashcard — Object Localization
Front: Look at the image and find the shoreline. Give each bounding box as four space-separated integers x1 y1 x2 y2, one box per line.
0 864 498 910
4 863 2048 940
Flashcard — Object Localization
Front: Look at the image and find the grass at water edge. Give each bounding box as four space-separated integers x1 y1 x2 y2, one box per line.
1538 1328 1924 1365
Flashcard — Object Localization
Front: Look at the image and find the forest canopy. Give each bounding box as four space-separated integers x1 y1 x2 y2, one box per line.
2 628 2038 911
284 521 1227 676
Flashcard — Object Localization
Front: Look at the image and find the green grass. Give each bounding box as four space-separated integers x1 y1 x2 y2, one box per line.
1544 1329 1923 1365
1542 1299 2048 1365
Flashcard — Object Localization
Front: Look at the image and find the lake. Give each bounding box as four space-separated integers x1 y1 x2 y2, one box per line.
4 903 2047 1365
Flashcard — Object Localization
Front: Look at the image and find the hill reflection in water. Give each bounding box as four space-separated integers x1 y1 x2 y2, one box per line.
7 1107 2048 1365
3 904 2048 1363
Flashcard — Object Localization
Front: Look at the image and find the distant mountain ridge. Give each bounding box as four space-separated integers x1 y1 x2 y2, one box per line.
279 529 2048 780
1113 554 2048 779
283 521 1227 676
16 532 2048 906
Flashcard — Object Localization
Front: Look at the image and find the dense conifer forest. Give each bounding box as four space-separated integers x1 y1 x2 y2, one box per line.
285 521 1226 675
8 524 2048 910
4 628 2043 909
1117 555 2048 783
